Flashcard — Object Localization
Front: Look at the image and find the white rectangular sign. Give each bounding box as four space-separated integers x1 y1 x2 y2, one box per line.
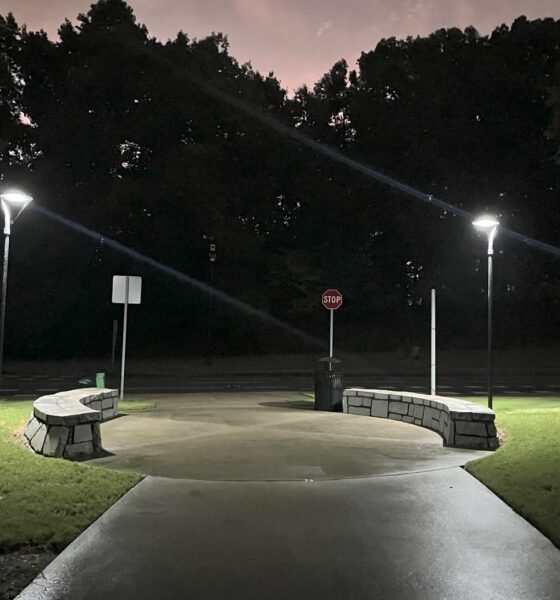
112 275 142 304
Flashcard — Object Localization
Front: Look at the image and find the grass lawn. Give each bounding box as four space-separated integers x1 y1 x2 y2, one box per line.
120 399 156 412
464 396 560 547
0 399 150 551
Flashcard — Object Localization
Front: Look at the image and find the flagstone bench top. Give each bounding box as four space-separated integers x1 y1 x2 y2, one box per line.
32 388 117 426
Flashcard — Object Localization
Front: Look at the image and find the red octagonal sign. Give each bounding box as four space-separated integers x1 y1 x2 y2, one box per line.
322 289 343 310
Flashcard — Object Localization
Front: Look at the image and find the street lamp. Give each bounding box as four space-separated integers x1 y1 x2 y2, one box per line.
203 235 216 358
0 190 33 388
473 214 499 410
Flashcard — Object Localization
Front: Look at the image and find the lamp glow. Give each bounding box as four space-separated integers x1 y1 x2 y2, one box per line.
0 191 33 206
473 215 499 232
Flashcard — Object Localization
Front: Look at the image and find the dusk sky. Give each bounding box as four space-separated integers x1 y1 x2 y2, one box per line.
2 1 560 92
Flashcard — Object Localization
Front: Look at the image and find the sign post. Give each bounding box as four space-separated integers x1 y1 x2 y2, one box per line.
322 289 343 358
431 288 436 396
112 275 142 400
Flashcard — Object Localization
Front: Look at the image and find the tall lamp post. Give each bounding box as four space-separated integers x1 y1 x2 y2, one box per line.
0 190 33 388
472 215 499 410
203 235 216 357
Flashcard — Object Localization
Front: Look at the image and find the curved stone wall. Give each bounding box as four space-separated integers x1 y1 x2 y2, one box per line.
343 388 498 450
23 388 118 459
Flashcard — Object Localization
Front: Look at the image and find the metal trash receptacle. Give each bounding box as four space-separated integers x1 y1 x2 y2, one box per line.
314 357 343 411
95 372 105 388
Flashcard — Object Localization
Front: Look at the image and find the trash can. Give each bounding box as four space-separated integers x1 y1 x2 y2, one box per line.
314 357 343 412
95 372 105 388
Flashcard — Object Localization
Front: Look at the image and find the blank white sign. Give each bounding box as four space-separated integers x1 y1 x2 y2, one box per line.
112 275 142 304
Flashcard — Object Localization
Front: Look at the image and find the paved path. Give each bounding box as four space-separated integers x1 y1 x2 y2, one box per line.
17 393 560 599
88 392 488 480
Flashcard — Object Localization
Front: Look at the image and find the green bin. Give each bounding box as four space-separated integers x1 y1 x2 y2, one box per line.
95 372 105 388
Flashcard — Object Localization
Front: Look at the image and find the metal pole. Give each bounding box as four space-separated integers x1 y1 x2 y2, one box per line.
119 276 129 401
111 319 118 370
207 261 214 355
0 234 10 389
487 237 494 410
329 308 334 358
431 288 436 395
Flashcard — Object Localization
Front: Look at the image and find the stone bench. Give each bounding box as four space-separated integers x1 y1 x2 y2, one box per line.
343 388 499 450
23 388 119 459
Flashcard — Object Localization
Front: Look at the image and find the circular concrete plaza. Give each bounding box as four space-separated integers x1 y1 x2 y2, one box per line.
88 392 488 479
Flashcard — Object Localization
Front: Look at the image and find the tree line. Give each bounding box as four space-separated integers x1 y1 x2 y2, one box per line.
1 0 559 359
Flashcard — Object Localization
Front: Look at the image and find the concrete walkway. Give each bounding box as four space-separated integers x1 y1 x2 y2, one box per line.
87 392 489 479
17 393 560 599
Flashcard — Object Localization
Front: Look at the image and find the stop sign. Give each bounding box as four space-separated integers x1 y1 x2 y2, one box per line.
322 289 343 310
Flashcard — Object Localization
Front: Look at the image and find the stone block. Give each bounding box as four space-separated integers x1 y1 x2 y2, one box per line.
373 393 389 400
412 398 424 405
102 408 115 420
403 415 414 423
73 423 93 443
92 422 102 451
90 401 102 411
30 423 48 453
413 405 424 419
471 412 494 422
389 394 402 401
361 398 372 409
454 435 489 450
342 396 348 413
349 406 371 416
455 420 488 437
401 396 413 403
388 413 403 421
446 421 455 446
389 401 408 415
422 407 435 427
488 437 500 451
24 417 43 442
450 410 472 421
65 441 94 458
348 398 363 408
414 418 422 425
343 390 357 397
486 422 497 437
42 426 70 458
408 403 415 416
371 400 388 418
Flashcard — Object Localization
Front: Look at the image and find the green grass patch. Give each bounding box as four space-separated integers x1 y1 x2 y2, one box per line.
0 401 141 550
464 397 560 547
119 399 156 412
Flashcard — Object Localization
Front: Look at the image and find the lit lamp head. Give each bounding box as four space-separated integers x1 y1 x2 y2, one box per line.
472 215 499 232
473 214 499 253
0 190 33 234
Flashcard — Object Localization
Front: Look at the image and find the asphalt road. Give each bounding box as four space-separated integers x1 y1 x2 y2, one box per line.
3 371 560 396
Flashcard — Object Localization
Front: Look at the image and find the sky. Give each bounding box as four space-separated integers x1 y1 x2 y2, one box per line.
2 0 560 92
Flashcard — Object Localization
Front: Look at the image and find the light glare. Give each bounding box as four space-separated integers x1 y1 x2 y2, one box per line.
0 191 33 206
473 215 499 231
